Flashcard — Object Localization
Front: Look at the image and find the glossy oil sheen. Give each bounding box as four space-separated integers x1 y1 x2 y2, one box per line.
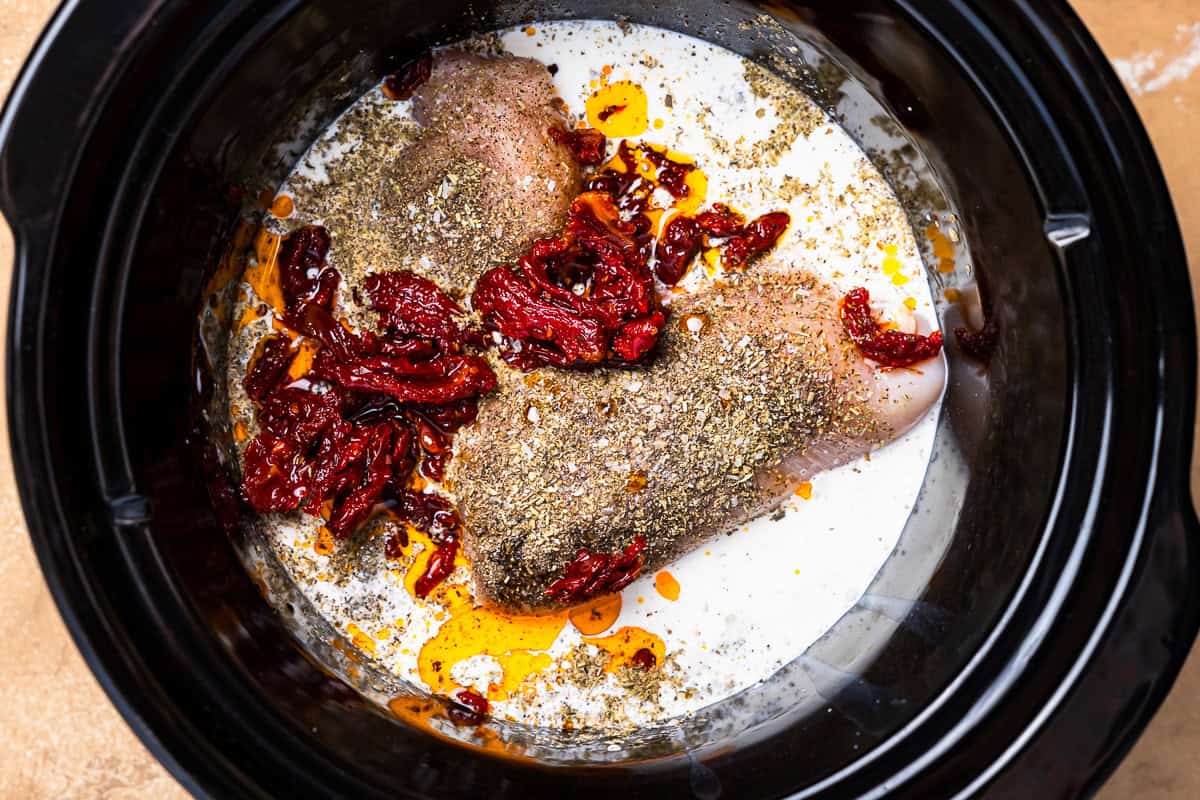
0 0 1196 798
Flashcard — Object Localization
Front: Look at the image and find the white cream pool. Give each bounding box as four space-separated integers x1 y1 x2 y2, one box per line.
239 19 945 731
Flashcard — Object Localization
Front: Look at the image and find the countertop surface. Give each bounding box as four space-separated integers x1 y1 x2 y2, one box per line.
0 1 1197 797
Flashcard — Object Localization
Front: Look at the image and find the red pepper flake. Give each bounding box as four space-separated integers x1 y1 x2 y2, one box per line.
447 689 489 725
597 103 627 121
839 287 944 368
383 54 432 101
630 648 657 670
548 126 607 166
544 535 647 603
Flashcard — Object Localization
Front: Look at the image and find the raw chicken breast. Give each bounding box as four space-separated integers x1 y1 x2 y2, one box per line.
449 270 945 610
379 51 582 294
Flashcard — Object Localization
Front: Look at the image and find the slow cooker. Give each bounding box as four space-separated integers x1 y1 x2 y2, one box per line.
3 0 1197 797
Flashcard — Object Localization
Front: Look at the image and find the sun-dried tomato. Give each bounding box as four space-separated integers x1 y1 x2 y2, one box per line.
631 648 657 670
384 530 408 560
840 287 944 368
472 191 663 369
641 146 695 198
278 226 335 311
954 322 997 363
365 271 464 351
241 263 495 545
310 350 497 405
544 535 647 603
721 211 790 268
694 203 745 237
244 335 293 401
655 215 702 285
417 398 479 433
387 488 462 541
549 126 607 166
421 453 449 483
383 54 432 101
415 536 460 598
447 689 489 726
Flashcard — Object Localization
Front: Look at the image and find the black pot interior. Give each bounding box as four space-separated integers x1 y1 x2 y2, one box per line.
9 0 1187 797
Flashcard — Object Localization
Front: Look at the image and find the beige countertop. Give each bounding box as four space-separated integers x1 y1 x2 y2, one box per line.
0 1 1197 797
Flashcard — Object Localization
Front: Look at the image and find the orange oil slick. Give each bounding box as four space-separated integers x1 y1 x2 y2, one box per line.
386 697 525 758
201 220 257 302
314 525 335 555
925 224 956 273
584 626 666 672
287 338 321 380
269 194 295 219
568 594 622 635
236 302 266 331
247 229 286 316
654 571 680 601
345 622 376 655
417 603 568 698
586 81 649 138
403 528 468 601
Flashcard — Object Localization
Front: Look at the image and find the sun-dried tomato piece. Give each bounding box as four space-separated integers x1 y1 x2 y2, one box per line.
421 453 449 482
278 226 334 310
840 287 944 368
642 146 695 198
417 398 479 433
241 387 345 513
631 648 657 670
415 536 459 598
384 530 408 560
242 261 495 546
447 689 489 726
544 536 647 603
721 211 790 268
311 350 497 405
244 335 293 401
694 203 745 237
383 54 432 101
612 313 666 361
655 215 702 285
954 322 997 363
548 126 607 166
387 489 461 540
472 191 662 369
326 423 396 538
286 301 367 361
364 271 464 350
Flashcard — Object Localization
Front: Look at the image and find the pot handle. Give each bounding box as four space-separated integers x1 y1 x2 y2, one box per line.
0 1 155 236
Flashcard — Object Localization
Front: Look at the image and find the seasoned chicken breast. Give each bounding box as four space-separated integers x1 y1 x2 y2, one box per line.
380 51 582 294
449 270 945 610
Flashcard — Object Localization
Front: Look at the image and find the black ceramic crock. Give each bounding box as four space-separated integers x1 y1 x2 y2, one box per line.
2 0 1197 797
